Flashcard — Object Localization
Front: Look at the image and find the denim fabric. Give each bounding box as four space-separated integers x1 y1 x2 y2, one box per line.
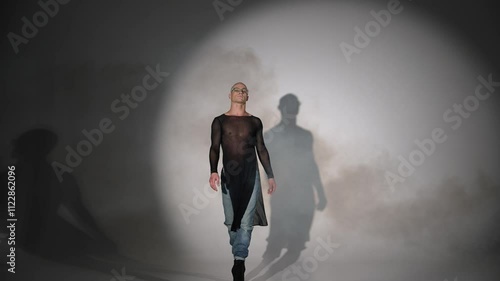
222 168 261 260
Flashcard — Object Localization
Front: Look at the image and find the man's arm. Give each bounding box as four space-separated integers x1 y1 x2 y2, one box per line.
255 118 276 194
255 118 274 179
209 117 221 173
209 117 221 191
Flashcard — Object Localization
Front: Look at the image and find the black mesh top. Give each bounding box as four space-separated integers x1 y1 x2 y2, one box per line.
209 113 274 231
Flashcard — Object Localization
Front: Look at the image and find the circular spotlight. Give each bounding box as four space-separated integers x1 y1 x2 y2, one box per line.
153 1 499 262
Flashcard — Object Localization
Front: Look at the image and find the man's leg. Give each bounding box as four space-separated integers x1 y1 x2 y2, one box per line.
232 170 260 260
232 170 261 281
222 170 261 260
222 171 261 281
222 181 236 246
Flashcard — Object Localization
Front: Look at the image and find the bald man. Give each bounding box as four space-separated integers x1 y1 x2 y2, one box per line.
209 82 276 281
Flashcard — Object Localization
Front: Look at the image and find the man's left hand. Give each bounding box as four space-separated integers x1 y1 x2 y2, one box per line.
267 178 276 195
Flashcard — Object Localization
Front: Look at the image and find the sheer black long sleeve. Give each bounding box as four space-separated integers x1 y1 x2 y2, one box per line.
256 118 274 179
209 117 221 173
210 114 273 231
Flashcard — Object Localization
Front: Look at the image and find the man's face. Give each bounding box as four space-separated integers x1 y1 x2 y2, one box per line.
229 83 249 104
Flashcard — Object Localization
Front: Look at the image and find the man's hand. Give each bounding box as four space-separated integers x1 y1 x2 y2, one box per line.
209 172 220 191
267 178 276 195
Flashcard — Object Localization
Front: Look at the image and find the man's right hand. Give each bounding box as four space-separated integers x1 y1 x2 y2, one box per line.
209 172 220 191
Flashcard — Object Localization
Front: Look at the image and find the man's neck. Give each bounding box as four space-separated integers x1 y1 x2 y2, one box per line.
227 103 247 116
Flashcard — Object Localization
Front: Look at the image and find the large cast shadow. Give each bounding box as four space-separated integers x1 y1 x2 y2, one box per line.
248 94 327 281
0 128 116 262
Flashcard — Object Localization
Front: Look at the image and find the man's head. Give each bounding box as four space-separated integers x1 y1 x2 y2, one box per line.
229 82 249 104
